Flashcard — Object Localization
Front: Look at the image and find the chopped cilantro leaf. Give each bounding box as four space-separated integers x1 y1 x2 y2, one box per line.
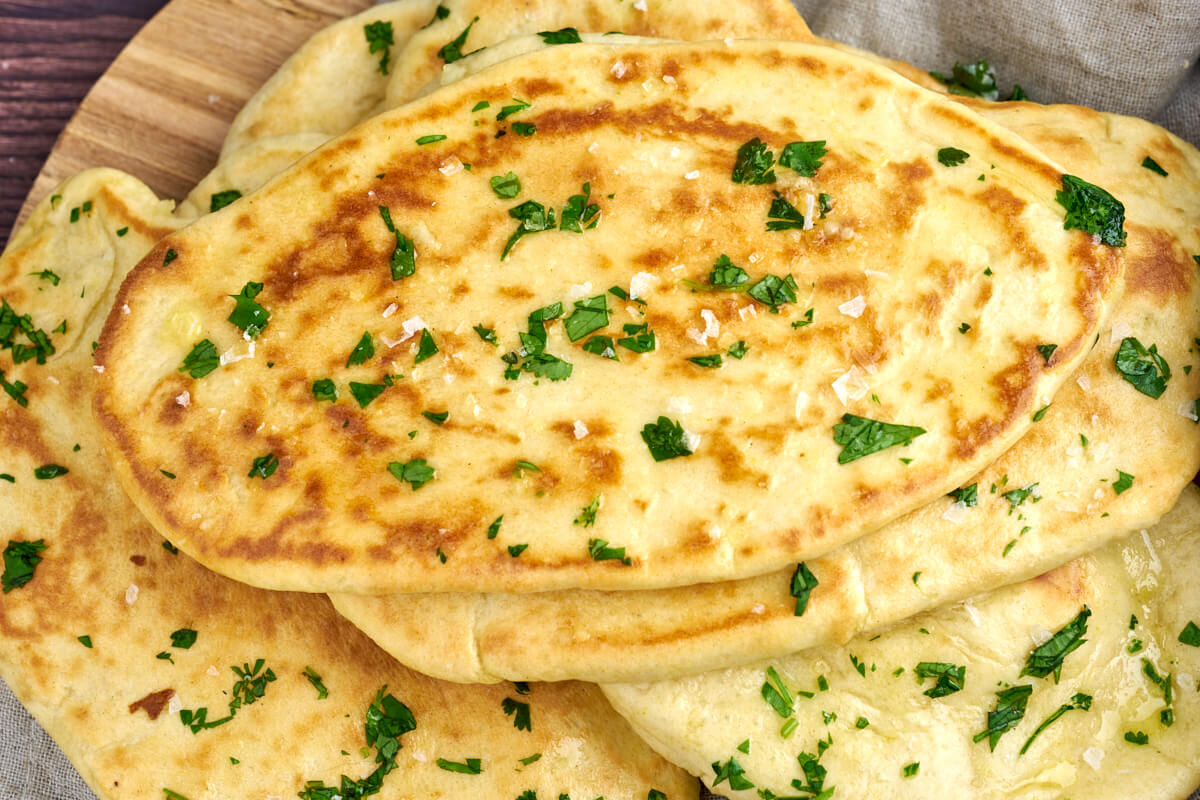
0 369 29 407
496 98 530 122
502 697 532 730
761 665 794 718
618 323 655 353
728 340 749 359
511 122 536 137
560 182 600 232
473 324 498 345
422 410 449 426
490 172 522 199
312 379 337 402
502 200 556 260
688 354 722 368
303 666 329 699
1114 336 1170 398
422 4 449 27
766 191 805 231
437 16 477 63
1032 404 1051 422
436 758 482 774
582 335 618 359
388 459 435 490
779 140 827 177
78 635 92 648
937 147 970 167
950 483 978 506
574 496 600 527
209 190 241 212
1056 174 1126 246
2 539 46 592
538 27 582 44
33 464 68 480
731 138 776 184
347 332 375 367
974 684 1033 750
1021 606 1091 682
32 269 60 286
1113 470 1134 495
709 254 749 287
414 329 439 364
116 227 128 237
364 20 394 74
1017 692 1093 755
564 295 609 341
486 516 503 539
792 308 815 328
1125 731 1149 745
711 756 754 790
227 282 270 339
748 272 798 312
170 628 198 649
1141 156 1168 177
349 382 386 408
640 416 692 461
1179 621 1200 646
915 661 965 698
248 453 278 480
1001 483 1038 513
1037 343 1058 364
163 249 178 267
587 538 631 565
790 562 818 616
378 206 416 280
507 543 527 558
902 763 919 778
416 134 447 145
930 60 1000 100
833 414 926 464
471 100 490 112
518 353 573 381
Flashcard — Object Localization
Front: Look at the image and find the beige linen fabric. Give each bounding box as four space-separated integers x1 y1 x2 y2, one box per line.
3 0 1199 798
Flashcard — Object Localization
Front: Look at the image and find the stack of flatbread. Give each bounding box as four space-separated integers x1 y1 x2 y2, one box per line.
3 2 1199 798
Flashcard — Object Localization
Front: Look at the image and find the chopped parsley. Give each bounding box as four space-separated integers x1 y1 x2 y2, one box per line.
303 666 329 699
179 340 219 378
364 20 394 74
574 496 600 527
709 254 749 287
422 410 449 426
179 659 276 733
170 628 198 649
1032 404 1051 422
974 684 1033 750
312 379 337 402
416 134 447 145
832 414 926 464
349 381 386 408
33 464 68 480
587 538 631 565
473 324 498 345
163 249 178 267
1036 343 1058 364
618 323 656 353
711 756 754 791
1 298 57 365
436 758 482 774
378 206 416 280
1125 731 1150 745
559 183 600 232
766 191 805 231
346 332 375 367
486 516 503 539
388 459 435 490
496 98 530 122
209 190 241 212
248 453 279 479
748 273 798 312
790 562 818 616
688 354 722 368
414 329 439 364
731 138 776 184
902 762 920 778
502 696 532 731
930 60 1001 100
511 122 536 137
490 172 522 199
78 635 92 648
1114 336 1170 398
422 4 449 27
778 140 827 177
949 483 978 506
1 369 29 407
937 147 970 167
582 335 617 359
914 661 965 698
728 340 749 359
1112 470 1134 495
761 666 794 718
227 282 270 339
792 308 815 328
507 544 528 558
563 295 609 341
32 269 60 286
1001 483 1038 513
437 16 478 63
538 27 582 44
1179 621 1200 647
502 200 556 260
2 539 46 592
1021 605 1091 682
640 416 692 461
1141 156 1168 177
1056 174 1126 247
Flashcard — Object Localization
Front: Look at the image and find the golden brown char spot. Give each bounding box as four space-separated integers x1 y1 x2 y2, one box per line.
880 158 932 233
954 343 1042 459
517 77 563 97
1123 224 1193 301
924 378 954 402
606 57 644 84
235 213 253 231
96 185 176 241
634 248 674 270
367 512 479 562
579 446 623 486
498 284 535 300
128 689 175 720
129 555 146 566
452 280 471 297
704 430 768 487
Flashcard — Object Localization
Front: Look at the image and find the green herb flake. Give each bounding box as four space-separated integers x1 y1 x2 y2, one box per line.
502 696 532 731
486 515 504 539
163 249 178 267
416 134 447 145
833 414 926 464
33 464 68 480
582 335 618 359
538 27 582 44
490 172 522 199
766 191 806 231
915 661 966 698
731 138 776 184
711 756 754 791
560 182 601 232
312 379 337 402
473 324 498 345
1032 404 1051 422
687 354 722 368
1056 174 1126 246
974 684 1033 750
364 20 395 74
178 339 219 379
790 562 819 616
1113 470 1134 495
210 190 242 212
303 666 329 699
587 538 631 565
792 308 815 328
227 282 270 339
1141 156 1168 177
248 453 279 480
502 200 556 259
564 295 609 342
640 416 693 461
2 539 47 592
346 332 375 367
377 206 416 281
937 147 970 167
1021 605 1091 683
618 323 656 353
728 340 749 360
170 628 198 649
507 543 528 558
1114 336 1170 398
437 15 479 63
388 459 435 490
1125 731 1150 745
422 410 449 426
761 665 794 718
1001 483 1039 514
511 122 536 137
1179 621 1200 647
1037 343 1058 364
78 635 93 648
574 496 600 527
349 381 386 409
31 269 60 286
163 789 192 800
436 757 482 774
930 60 1000 100
949 483 978 507
116 226 129 237
748 273 798 312
779 140 828 177
414 329 439 364
902 762 920 778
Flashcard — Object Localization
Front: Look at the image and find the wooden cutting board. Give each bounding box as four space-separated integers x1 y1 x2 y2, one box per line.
15 0 371 231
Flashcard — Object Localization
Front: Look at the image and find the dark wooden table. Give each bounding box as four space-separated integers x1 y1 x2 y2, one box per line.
0 0 171 249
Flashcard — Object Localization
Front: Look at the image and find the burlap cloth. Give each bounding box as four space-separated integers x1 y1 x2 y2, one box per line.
2 1 1198 798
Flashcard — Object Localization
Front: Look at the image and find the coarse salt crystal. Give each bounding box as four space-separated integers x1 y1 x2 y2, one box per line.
438 157 463 176
633 0 647 9
47 376 59 385
1030 625 1054 646
667 396 693 415
684 170 700 180
206 665 219 677
381 335 402 349
168 694 182 715
839 295 866 318
1076 374 1091 391
125 584 139 605
1177 400 1199 422
176 391 190 407
610 60 628 79
93 365 104 373
1140 529 1161 573
1178 673 1195 691
566 282 593 302
121 304 131 315
864 269 889 279
832 366 869 406
382 303 398 318
219 341 255 365
1082 747 1104 770
942 500 969 524
588 141 599 153
629 271 657 300
412 751 428 763
687 308 719 345
738 304 757 321
573 420 589 439
663 75 677 86
399 316 428 342
682 428 702 452
803 194 815 231
794 391 809 419
751 604 765 614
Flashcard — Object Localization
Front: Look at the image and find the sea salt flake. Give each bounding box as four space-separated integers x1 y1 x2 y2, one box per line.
1082 747 1104 770
125 584 139 605
573 420 589 439
941 500 969 524
684 170 700 180
633 0 647 10
738 304 757 321
1076 374 1091 391
1030 625 1054 646
176 391 190 407
838 295 866 318
803 194 815 231
400 316 428 342
168 694 182 715
382 303 398 318
751 604 766 614
206 665 219 677
610 60 628 79
832 366 870 406
682 428 702 452
629 271 658 300
794 391 809 419
667 396 693 415
566 283 593 302
438 156 463 176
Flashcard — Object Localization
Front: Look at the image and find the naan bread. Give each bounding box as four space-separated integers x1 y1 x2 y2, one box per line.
0 171 698 800
219 1 440 160
95 40 1123 596
329 101 1200 682
603 485 1200 800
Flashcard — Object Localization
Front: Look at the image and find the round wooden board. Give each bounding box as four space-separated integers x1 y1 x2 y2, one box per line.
15 0 372 231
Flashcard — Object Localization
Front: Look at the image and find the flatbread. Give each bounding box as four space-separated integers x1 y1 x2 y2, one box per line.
219 1 440 160
603 484 1200 800
94 40 1123 596
329 100 1200 682
0 171 699 800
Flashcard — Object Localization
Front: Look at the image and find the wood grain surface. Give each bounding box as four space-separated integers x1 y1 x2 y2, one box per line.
2 0 369 247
